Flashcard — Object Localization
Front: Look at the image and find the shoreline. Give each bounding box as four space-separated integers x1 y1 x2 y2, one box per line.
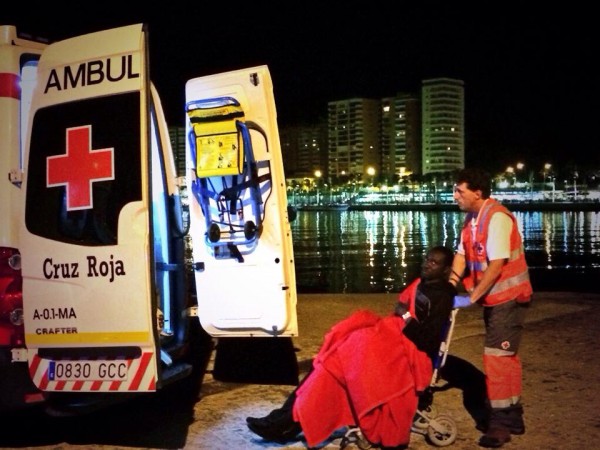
345 202 600 212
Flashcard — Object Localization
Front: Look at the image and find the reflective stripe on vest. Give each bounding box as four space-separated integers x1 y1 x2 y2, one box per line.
462 199 532 305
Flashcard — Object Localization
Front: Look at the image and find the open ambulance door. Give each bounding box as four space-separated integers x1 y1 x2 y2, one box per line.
186 67 299 384
19 24 191 405
186 67 298 339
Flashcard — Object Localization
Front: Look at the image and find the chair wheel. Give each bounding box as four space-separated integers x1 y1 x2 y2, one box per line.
208 223 221 242
244 220 258 240
426 414 457 447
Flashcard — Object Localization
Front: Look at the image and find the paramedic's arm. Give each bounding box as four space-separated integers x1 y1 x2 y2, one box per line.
468 212 513 303
450 252 466 287
469 258 506 302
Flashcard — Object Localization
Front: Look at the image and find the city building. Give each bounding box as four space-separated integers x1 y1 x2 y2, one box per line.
381 93 421 180
421 78 465 174
284 79 464 184
327 98 381 184
279 124 327 181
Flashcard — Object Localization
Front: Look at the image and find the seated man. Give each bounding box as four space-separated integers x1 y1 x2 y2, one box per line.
246 245 457 449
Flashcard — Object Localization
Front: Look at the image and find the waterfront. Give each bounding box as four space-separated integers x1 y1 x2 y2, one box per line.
290 209 600 294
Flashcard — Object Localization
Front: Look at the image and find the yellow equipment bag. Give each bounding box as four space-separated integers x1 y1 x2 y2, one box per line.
187 102 245 177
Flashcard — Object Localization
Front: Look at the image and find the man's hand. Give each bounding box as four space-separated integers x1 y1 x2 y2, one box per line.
453 294 473 308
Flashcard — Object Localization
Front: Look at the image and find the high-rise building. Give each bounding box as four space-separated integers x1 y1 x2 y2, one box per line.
327 98 380 183
381 93 421 180
268 77 465 184
421 78 465 174
279 124 327 180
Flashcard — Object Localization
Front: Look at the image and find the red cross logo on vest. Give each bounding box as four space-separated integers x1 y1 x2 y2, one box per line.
47 125 114 211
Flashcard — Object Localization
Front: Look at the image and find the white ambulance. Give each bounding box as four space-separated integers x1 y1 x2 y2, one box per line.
4 23 298 415
0 25 47 411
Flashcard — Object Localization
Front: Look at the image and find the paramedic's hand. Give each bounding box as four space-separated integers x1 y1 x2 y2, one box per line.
453 294 473 308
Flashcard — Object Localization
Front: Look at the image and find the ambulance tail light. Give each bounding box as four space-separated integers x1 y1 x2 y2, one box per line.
0 248 24 347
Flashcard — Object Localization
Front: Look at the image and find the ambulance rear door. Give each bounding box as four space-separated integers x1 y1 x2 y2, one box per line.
20 24 160 393
186 66 298 337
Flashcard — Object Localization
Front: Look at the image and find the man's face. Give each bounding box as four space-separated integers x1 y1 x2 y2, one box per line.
421 251 448 281
453 182 482 212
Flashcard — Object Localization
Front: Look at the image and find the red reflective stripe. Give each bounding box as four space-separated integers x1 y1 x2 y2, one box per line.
147 375 156 390
129 352 152 390
29 353 41 378
0 73 20 100
38 369 49 390
30 354 50 390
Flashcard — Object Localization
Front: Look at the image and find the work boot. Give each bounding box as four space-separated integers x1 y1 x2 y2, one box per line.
478 424 511 448
478 407 519 448
246 406 301 443
505 404 525 435
477 404 525 435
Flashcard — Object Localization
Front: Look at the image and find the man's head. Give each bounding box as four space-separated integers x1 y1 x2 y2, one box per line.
453 168 491 213
421 245 453 282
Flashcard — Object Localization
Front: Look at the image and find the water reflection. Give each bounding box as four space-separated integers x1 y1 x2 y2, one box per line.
291 210 600 294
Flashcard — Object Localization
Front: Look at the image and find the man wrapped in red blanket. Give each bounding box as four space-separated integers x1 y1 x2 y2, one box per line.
246 246 456 448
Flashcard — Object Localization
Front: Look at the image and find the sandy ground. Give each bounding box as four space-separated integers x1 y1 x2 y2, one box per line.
2 291 599 450
186 291 600 450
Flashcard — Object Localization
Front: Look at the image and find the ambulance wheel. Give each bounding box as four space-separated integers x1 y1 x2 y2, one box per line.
426 414 457 447
244 220 258 240
208 223 220 242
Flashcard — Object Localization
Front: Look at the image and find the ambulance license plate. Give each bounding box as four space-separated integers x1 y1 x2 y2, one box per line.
48 360 128 381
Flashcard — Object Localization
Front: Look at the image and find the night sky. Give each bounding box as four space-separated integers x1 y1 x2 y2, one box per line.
4 3 596 175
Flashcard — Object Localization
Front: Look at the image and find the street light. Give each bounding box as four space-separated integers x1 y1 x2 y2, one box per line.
506 166 515 186
367 166 375 187
542 163 556 203
516 162 524 186
314 170 322 204
542 163 551 194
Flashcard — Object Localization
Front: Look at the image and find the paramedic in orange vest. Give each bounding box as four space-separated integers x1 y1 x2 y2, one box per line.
450 167 532 448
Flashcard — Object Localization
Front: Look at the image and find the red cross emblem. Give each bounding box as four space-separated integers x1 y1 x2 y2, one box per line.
47 125 114 211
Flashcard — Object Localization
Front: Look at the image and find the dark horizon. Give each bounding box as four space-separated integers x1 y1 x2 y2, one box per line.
5 4 596 174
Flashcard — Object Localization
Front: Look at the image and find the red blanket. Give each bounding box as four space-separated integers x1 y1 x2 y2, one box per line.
292 307 432 447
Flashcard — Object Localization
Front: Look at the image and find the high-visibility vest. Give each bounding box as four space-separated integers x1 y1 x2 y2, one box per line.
462 199 532 305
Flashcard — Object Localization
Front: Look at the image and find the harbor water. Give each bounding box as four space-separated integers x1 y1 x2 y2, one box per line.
290 209 600 294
